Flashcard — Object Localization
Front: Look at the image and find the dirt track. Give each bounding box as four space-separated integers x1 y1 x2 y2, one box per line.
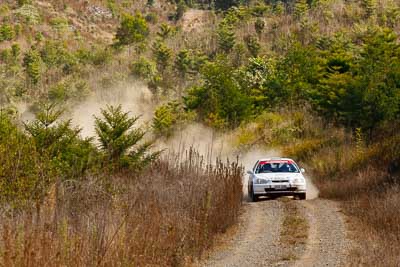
197 178 353 267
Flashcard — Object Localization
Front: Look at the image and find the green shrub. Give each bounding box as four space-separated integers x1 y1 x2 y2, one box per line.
25 103 97 179
217 23 236 53
130 57 157 81
145 12 158 24
184 61 251 128
115 12 149 46
152 40 172 73
23 48 42 85
50 17 69 33
254 18 265 36
15 4 40 24
94 105 160 170
244 35 261 57
0 113 55 210
0 24 15 42
152 101 189 137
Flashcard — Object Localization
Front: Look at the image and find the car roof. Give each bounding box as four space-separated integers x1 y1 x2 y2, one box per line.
257 157 295 162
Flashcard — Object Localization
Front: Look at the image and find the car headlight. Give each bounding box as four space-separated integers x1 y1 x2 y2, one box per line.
293 178 305 184
254 178 271 184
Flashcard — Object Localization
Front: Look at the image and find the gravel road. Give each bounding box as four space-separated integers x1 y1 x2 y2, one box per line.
197 177 352 267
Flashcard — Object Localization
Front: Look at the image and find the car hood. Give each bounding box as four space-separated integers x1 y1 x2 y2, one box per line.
254 173 303 180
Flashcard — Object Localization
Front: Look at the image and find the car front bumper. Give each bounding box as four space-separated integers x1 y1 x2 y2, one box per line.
253 183 306 195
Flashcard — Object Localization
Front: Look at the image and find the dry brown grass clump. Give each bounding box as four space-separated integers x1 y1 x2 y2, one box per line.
0 149 243 266
304 134 400 266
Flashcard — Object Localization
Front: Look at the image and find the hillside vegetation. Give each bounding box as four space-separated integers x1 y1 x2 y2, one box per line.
0 0 400 265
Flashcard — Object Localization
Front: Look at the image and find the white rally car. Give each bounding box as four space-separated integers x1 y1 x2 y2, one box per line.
247 158 307 201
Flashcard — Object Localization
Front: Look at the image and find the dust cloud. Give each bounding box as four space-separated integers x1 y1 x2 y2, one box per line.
70 81 154 138
16 81 319 199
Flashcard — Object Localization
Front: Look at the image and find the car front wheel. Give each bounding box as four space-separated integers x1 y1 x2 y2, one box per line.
250 187 258 202
297 193 306 200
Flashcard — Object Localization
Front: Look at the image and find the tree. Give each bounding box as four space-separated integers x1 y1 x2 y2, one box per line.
175 0 186 21
94 105 159 170
157 23 173 40
254 18 265 37
362 0 376 18
152 40 172 73
23 48 41 85
184 61 251 128
0 24 15 42
294 0 308 20
217 23 236 53
175 49 191 78
24 103 96 179
274 1 285 15
152 101 188 137
130 57 157 81
355 30 400 137
244 35 261 57
115 13 149 46
0 112 55 210
238 56 280 112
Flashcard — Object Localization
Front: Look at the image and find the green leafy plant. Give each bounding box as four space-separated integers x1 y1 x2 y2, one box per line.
152 40 172 73
254 18 265 36
152 101 190 137
217 23 236 53
23 48 42 85
244 35 261 57
94 105 159 170
115 13 149 46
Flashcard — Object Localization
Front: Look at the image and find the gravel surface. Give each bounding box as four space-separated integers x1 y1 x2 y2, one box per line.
293 199 352 267
198 198 352 267
200 199 286 267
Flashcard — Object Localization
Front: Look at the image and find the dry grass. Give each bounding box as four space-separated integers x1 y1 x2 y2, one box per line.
305 135 400 266
280 200 308 246
0 149 243 266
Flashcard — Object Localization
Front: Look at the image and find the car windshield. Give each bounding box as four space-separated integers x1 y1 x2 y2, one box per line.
255 160 299 173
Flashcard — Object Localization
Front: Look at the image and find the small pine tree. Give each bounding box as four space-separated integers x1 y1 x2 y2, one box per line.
245 35 261 57
94 105 159 170
294 0 308 20
254 18 265 37
157 23 173 40
362 0 376 18
175 0 186 21
23 48 41 85
217 23 236 53
11 43 20 60
0 24 15 42
115 13 149 46
152 41 172 73
274 1 285 15
152 101 186 137
130 57 157 81
175 49 191 78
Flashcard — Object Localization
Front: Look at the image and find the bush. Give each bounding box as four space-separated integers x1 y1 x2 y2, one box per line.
23 48 42 85
94 105 159 170
152 101 190 137
24 103 97 179
184 61 251 128
130 56 157 81
115 13 149 46
0 24 15 42
0 113 55 210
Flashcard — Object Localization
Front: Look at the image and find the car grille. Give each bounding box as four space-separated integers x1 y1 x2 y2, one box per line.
272 180 289 183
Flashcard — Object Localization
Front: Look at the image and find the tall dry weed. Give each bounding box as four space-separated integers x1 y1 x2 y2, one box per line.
0 149 243 266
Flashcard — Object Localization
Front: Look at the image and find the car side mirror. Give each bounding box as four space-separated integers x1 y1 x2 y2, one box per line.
247 170 254 175
300 168 305 173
